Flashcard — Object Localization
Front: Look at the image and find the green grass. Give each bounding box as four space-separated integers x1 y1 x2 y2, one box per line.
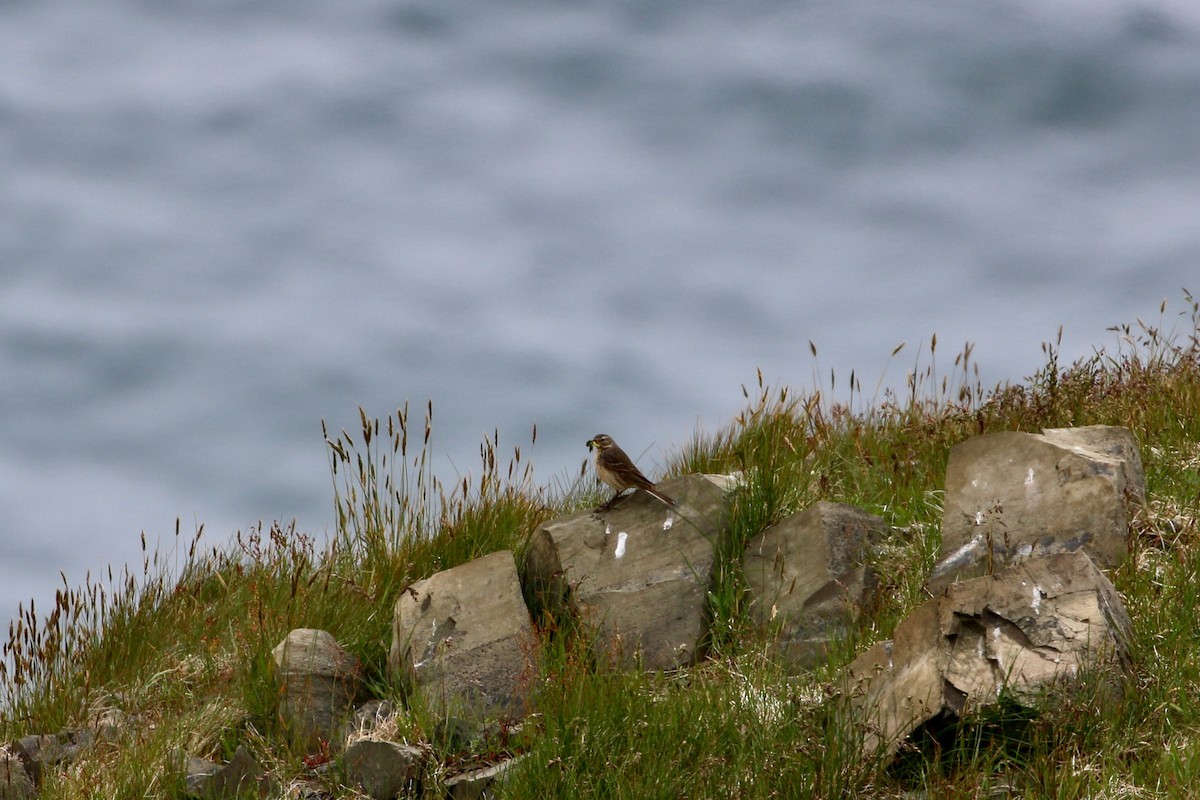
4 293 1200 798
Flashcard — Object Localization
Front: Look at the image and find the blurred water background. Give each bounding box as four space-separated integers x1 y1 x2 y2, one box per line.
2 0 1199 624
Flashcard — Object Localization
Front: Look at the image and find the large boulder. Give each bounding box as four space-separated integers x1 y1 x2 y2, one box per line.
846 550 1133 759
744 501 885 669
928 425 1144 592
272 629 362 754
390 550 535 722
524 474 733 670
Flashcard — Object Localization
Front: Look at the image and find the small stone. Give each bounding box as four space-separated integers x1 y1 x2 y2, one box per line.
272 629 362 754
180 745 268 799
343 739 423 800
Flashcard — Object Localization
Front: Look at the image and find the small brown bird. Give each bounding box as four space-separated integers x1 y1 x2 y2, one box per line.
586 433 675 511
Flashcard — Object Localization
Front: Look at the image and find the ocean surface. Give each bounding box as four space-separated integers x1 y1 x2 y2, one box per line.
3 0 1199 625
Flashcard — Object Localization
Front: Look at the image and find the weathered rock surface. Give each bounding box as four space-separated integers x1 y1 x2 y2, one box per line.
846 550 1132 759
343 739 424 800
271 628 362 754
744 501 885 668
0 750 35 800
524 474 733 670
390 550 535 722
929 425 1144 592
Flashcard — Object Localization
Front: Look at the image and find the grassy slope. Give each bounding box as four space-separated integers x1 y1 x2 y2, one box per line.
3 298 1200 799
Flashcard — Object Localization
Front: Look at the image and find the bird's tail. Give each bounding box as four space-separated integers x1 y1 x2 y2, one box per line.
645 486 676 507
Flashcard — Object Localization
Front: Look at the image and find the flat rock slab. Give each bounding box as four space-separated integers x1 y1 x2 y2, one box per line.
390 550 535 722
846 550 1132 759
524 474 732 670
272 629 362 754
446 755 526 800
929 425 1144 592
744 501 885 669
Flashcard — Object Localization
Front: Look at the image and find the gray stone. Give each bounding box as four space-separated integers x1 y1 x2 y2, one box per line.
343 739 423 800
446 755 525 800
846 550 1132 759
0 751 35 800
744 501 885 668
11 730 91 784
177 751 221 797
272 628 362 754
11 734 57 785
184 745 268 799
390 550 536 721
524 474 732 670
929 426 1144 592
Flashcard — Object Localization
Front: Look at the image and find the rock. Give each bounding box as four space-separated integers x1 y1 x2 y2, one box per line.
211 745 267 799
390 550 536 722
743 501 885 668
271 629 362 754
445 755 526 800
182 745 269 799
0 750 35 800
846 550 1132 759
176 752 221 797
11 734 59 785
11 730 93 784
343 739 423 800
929 426 1144 592
524 474 732 670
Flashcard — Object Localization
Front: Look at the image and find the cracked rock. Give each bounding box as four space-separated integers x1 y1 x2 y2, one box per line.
845 550 1132 759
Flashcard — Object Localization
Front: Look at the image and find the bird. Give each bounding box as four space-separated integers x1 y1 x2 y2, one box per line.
586 433 675 511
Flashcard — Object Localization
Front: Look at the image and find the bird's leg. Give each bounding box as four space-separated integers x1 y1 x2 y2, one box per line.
597 490 622 512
